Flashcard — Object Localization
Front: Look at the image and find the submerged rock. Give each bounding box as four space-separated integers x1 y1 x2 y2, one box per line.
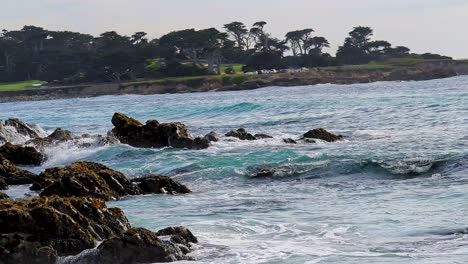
254 134 273 139
157 226 198 248
204 131 220 142
32 161 141 200
0 196 130 264
225 128 256 140
0 142 43 166
303 128 343 142
132 175 192 195
283 138 297 144
0 154 38 185
111 112 209 149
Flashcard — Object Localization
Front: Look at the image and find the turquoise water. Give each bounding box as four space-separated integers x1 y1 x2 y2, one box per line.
2 76 468 263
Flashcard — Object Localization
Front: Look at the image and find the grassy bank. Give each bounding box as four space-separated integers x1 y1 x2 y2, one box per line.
0 80 46 92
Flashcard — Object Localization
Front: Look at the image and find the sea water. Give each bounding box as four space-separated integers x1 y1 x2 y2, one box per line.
1 76 468 263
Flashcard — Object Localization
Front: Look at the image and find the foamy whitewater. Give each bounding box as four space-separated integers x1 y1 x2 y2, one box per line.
2 76 468 263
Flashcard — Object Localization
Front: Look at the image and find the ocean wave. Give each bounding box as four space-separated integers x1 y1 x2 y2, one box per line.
183 102 261 118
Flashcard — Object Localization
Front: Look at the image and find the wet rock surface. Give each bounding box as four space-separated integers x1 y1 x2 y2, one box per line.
303 128 343 142
0 191 8 199
0 196 130 264
111 112 210 149
204 131 220 142
0 142 43 166
283 138 297 144
3 118 41 139
0 154 38 186
132 175 192 195
225 128 257 140
31 161 141 200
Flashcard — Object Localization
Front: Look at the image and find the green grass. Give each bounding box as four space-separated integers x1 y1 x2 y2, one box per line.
0 80 46 92
220 64 245 74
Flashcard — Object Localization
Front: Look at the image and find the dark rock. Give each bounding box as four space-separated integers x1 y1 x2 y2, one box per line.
303 128 343 142
303 138 317 144
132 175 192 195
0 192 8 199
47 128 74 141
0 178 7 190
225 128 256 140
157 226 198 247
33 161 141 200
83 227 195 264
111 112 209 149
204 131 220 142
254 134 273 139
0 196 130 264
283 138 297 144
0 142 43 166
3 118 41 139
0 154 38 185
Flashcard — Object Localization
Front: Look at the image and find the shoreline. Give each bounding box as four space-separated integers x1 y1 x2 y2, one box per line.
1 61 467 103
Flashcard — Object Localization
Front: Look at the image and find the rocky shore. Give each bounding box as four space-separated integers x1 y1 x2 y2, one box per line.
1 61 467 103
0 114 345 263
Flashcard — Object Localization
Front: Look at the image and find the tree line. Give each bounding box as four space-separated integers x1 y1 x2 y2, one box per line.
0 22 451 84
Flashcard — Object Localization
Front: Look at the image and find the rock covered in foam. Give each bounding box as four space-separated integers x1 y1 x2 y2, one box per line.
110 112 210 149
132 175 192 195
0 196 130 264
303 128 343 142
32 161 141 200
204 131 220 142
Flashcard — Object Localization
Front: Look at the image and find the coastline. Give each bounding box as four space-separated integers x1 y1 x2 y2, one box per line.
1 60 467 103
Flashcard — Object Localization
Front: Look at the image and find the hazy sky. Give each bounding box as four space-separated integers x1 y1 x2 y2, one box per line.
3 0 468 58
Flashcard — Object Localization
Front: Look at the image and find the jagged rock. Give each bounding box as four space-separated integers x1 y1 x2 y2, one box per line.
0 154 38 185
111 113 209 149
283 138 297 144
3 118 41 139
204 131 220 142
132 175 192 195
156 226 198 249
0 192 8 199
303 128 343 142
225 128 256 140
47 128 74 141
0 196 130 264
0 142 43 166
254 134 273 139
85 227 195 264
32 161 141 200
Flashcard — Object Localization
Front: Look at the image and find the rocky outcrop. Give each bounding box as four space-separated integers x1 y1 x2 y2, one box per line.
0 142 43 166
303 128 343 142
132 175 192 195
0 196 130 264
0 154 38 185
204 131 220 142
0 178 7 190
111 113 210 150
0 192 8 199
3 118 41 139
32 161 141 200
47 128 74 141
225 128 256 140
68 227 197 264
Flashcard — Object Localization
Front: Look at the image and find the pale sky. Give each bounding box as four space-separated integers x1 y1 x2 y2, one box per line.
2 0 468 58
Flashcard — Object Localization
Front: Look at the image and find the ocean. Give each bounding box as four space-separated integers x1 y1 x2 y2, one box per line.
2 76 468 263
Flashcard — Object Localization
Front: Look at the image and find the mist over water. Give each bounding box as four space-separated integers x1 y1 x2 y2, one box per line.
2 76 468 263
